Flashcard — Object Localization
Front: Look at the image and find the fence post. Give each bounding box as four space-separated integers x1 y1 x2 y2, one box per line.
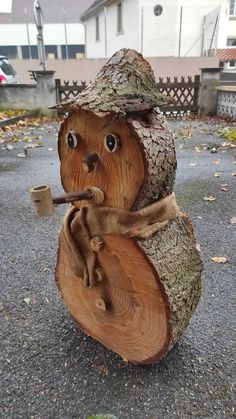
193 75 200 111
34 70 56 110
55 78 61 103
199 68 221 116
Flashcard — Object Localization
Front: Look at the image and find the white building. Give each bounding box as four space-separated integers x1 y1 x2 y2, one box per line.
0 0 93 59
81 0 236 58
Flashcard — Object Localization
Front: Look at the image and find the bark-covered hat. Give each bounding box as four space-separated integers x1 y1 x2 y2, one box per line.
54 48 172 116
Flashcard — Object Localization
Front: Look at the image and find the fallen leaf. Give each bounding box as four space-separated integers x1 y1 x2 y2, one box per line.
17 150 27 158
17 120 26 126
203 195 216 202
219 127 236 141
213 172 221 177
189 163 197 166
232 172 236 176
230 217 236 224
210 256 228 264
212 159 220 164
221 187 229 192
23 297 31 304
196 243 201 252
187 130 192 138
221 141 228 147
48 147 54 151
194 146 202 152
2 144 15 150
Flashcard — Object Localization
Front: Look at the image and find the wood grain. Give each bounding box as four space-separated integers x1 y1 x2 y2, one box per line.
56 234 171 364
56 74 202 363
58 110 146 210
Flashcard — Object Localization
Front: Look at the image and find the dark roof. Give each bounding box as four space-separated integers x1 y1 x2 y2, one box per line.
0 0 94 24
217 48 236 62
80 0 115 21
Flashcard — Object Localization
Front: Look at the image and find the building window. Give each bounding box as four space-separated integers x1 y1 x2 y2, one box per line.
227 38 236 46
0 46 18 59
61 45 85 59
117 2 123 34
45 45 58 59
22 45 38 59
95 15 100 41
229 0 236 16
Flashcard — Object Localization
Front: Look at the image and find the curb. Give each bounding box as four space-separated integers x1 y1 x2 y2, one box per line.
0 111 39 127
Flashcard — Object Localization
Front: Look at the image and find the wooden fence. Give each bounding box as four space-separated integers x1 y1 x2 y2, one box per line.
55 75 200 116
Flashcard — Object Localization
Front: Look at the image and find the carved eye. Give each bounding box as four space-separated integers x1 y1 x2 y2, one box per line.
104 133 120 153
65 131 79 149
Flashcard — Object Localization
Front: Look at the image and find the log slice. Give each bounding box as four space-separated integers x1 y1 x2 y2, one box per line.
56 107 203 363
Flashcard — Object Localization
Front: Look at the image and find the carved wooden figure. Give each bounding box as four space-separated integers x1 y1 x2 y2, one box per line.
31 49 203 364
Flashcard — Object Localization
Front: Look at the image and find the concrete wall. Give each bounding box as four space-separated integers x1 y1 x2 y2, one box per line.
228 18 236 39
85 0 140 58
0 71 56 110
139 0 179 57
11 56 219 84
199 68 221 115
217 87 236 120
0 84 38 109
175 0 227 57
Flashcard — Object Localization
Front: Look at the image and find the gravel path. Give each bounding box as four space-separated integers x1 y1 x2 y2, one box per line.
0 118 235 419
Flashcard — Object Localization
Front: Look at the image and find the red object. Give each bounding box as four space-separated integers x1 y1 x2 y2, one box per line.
217 49 236 61
0 75 7 84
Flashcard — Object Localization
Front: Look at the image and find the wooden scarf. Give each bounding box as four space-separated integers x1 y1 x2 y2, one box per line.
60 194 178 287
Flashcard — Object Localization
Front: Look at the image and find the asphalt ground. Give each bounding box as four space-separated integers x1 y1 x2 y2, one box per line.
0 117 235 419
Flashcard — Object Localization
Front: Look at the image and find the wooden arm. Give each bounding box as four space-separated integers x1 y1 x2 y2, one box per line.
30 185 104 216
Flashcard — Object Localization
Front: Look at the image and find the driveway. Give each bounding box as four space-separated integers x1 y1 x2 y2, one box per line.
0 117 235 419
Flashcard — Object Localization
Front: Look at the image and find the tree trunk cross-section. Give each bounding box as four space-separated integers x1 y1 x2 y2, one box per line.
55 48 203 364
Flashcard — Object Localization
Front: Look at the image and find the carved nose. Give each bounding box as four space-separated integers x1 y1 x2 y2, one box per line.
82 153 98 173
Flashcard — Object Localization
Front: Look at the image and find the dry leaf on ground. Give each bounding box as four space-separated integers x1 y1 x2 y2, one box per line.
189 163 197 166
196 243 201 252
23 297 31 304
212 160 220 164
210 256 228 264
203 195 216 202
230 217 236 224
213 172 221 177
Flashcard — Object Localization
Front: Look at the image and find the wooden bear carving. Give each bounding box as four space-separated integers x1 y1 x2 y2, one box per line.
54 49 203 364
